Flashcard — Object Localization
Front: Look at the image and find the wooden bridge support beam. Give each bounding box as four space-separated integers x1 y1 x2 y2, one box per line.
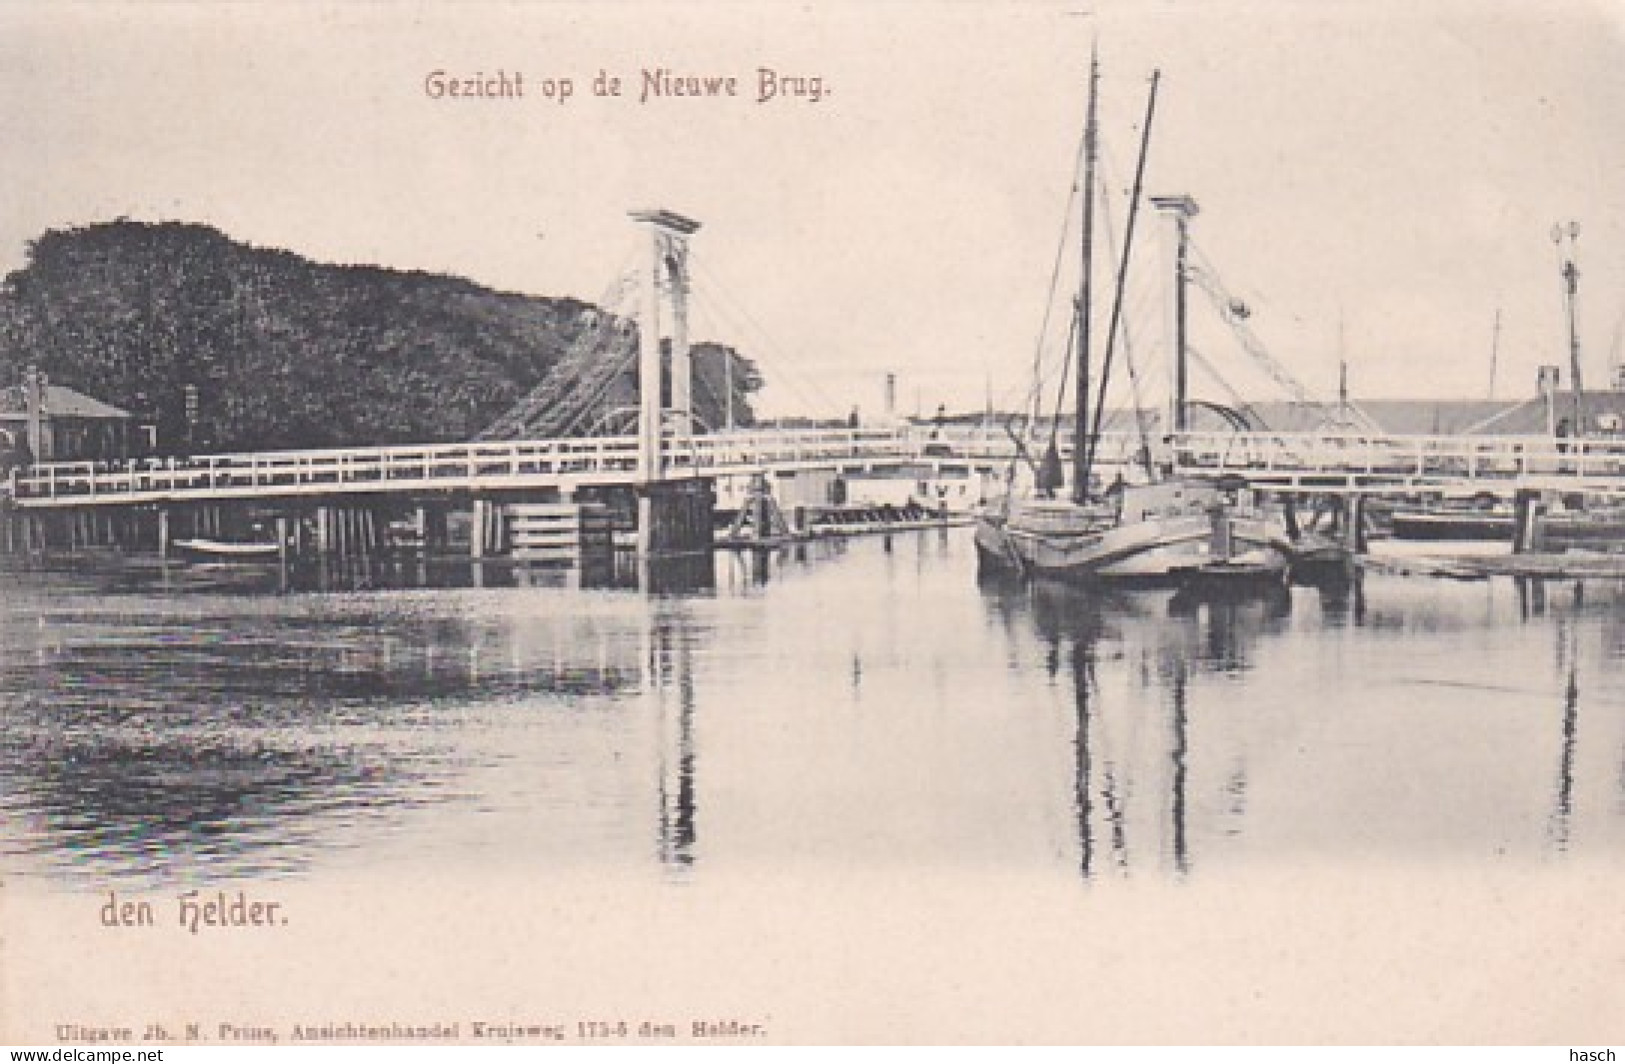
316 505 334 557
1512 489 1547 555
470 498 506 560
0 507 23 554
1207 502 1234 562
1343 494 1368 555
636 478 715 556
506 498 615 569
425 504 449 553
411 504 450 554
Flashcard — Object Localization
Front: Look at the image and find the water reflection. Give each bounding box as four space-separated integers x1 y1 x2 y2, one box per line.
1315 571 1366 626
0 582 652 885
649 601 699 870
3 531 1624 891
1168 652 1191 877
1070 613 1096 880
53 550 726 599
1011 577 1297 880
1551 613 1581 852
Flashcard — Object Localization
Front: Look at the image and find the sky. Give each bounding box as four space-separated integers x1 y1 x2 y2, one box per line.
1 0 1621 420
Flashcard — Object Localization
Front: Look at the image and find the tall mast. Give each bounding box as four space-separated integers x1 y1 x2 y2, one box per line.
1337 307 1348 417
1487 308 1501 401
1082 69 1160 492
1071 44 1100 505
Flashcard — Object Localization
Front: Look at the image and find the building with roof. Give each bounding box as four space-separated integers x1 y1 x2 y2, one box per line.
0 379 133 464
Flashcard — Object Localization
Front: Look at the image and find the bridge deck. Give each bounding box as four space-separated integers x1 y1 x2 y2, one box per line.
3 429 934 508
5 428 1625 508
1173 430 1625 495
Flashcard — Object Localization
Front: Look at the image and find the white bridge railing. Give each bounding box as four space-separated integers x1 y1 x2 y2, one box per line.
4 428 977 506
8 427 1625 507
1174 430 1625 489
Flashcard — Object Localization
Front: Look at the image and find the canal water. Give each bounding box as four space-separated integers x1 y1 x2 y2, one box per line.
3 529 1623 1041
4 529 1622 887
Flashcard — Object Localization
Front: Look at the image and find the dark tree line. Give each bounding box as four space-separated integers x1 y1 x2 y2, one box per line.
0 220 762 453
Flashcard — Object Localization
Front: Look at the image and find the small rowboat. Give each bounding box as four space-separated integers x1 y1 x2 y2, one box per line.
172 538 281 560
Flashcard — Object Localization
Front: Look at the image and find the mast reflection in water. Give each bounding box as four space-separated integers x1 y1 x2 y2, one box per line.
3 529 1624 891
1009 576 1293 880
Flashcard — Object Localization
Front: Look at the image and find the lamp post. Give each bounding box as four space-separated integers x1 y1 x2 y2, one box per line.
1552 221 1585 436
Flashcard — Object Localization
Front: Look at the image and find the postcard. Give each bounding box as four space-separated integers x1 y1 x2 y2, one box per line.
2 0 1622 1047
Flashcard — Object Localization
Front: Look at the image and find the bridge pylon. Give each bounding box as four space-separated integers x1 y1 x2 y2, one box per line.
630 209 701 482
630 209 711 556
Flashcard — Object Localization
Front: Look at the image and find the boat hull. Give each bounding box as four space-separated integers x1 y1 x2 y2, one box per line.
976 504 1292 585
172 538 281 561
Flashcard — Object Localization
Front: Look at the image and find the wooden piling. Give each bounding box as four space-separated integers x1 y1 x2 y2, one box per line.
1346 494 1367 554
644 479 715 556
1512 489 1543 555
1207 503 1233 562
471 499 490 560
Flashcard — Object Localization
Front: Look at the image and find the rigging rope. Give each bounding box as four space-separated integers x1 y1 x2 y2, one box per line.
1185 344 1264 428
476 246 645 439
688 257 847 421
1094 142 1156 474
1185 240 1380 432
1081 70 1159 493
552 338 643 438
1047 307 1079 440
1030 118 1092 440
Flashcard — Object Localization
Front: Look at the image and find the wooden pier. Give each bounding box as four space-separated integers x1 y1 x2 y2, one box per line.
1360 549 1625 581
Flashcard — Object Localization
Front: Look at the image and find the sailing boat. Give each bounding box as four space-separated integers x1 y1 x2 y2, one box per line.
974 56 1293 585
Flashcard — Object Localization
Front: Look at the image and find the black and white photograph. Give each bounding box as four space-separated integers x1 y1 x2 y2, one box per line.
2 0 1622 1047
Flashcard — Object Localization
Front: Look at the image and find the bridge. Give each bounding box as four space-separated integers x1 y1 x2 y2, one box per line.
6 203 1625 565
4 428 933 507
1172 429 1625 497
10 425 1625 509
